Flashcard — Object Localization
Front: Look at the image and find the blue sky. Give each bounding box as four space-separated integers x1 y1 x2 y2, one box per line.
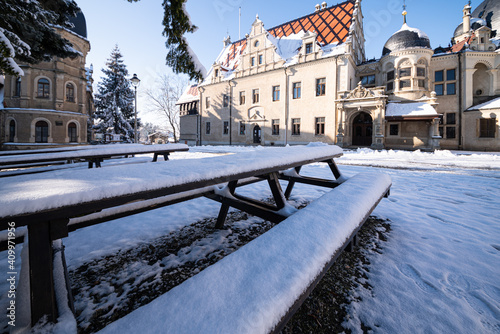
78 0 468 118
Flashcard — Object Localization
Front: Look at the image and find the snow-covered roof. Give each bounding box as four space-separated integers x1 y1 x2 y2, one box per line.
176 85 199 105
467 96 500 110
386 102 438 118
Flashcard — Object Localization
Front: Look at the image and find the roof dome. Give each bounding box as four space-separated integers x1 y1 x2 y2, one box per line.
473 0 500 35
68 11 87 38
382 23 431 57
454 18 488 38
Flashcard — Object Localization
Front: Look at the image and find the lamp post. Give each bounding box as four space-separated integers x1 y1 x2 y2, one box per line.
130 73 141 143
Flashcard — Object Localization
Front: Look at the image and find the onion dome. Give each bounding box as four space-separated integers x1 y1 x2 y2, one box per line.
382 23 431 57
473 0 500 35
454 17 488 38
68 11 87 38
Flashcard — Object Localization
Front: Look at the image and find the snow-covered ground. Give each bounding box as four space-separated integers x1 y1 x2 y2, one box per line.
1 146 499 333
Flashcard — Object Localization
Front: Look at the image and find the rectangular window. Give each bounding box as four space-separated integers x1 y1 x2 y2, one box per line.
206 122 211 135
223 121 229 135
292 118 301 135
316 78 326 96
435 84 444 96
293 82 301 99
399 80 411 89
446 126 456 139
361 75 375 86
479 119 496 138
447 83 456 95
315 117 325 135
239 122 245 135
252 89 259 104
390 124 399 136
418 79 426 88
447 69 456 81
272 85 280 101
206 97 211 108
223 94 229 107
258 54 263 64
272 119 280 135
37 81 50 98
387 82 394 91
399 67 411 77
417 67 426 77
435 70 444 82
14 78 21 97
251 57 255 66
239 91 245 105
305 43 313 54
446 113 456 125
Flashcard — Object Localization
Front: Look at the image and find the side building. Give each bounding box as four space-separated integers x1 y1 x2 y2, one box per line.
0 11 93 150
179 0 500 151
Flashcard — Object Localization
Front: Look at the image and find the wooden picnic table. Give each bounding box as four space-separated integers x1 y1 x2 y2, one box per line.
0 145 347 328
0 143 189 170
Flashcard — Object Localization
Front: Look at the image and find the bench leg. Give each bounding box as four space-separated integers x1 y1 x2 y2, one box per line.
28 219 70 326
267 172 286 210
163 153 169 161
214 181 238 229
325 159 342 180
152 153 158 162
28 222 57 325
284 166 301 199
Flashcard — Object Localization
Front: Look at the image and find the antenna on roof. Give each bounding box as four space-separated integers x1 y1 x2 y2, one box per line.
239 7 241 40
402 0 408 24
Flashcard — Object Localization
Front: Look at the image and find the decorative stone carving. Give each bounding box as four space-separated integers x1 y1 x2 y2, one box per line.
345 82 376 99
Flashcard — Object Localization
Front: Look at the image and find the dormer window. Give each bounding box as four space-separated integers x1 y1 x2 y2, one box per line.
386 70 395 91
305 43 313 54
258 54 263 65
251 57 256 66
215 69 219 77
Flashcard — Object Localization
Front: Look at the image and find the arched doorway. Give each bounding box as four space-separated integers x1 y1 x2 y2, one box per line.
352 112 373 147
253 125 261 144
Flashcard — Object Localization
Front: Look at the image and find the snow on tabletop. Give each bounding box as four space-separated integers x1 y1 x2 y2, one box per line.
97 172 391 334
0 145 342 218
0 143 188 164
385 102 437 117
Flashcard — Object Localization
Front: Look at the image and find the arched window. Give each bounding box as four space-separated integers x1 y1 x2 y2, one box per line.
66 83 75 102
68 122 78 142
37 78 50 98
14 77 21 97
9 120 15 142
35 121 49 143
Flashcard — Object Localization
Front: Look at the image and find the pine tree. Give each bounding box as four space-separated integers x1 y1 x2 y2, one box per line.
93 46 139 143
0 0 80 76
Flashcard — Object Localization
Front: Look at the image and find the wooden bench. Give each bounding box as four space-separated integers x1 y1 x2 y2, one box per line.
0 145 390 330
98 172 391 334
0 143 189 171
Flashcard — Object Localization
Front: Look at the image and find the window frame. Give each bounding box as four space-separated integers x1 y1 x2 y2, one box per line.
389 123 399 136
272 85 280 102
291 118 301 136
315 117 325 135
223 120 229 135
316 78 326 96
206 121 211 135
35 120 49 143
252 89 260 104
239 121 246 135
66 83 75 102
68 122 78 142
205 96 211 108
479 119 496 138
239 91 245 105
37 78 50 98
305 42 313 54
272 119 280 136
292 82 301 99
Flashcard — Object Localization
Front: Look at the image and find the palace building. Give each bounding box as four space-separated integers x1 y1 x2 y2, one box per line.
0 11 93 150
178 0 500 151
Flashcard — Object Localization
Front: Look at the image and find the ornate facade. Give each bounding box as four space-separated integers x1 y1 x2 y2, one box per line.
0 11 93 150
179 0 500 151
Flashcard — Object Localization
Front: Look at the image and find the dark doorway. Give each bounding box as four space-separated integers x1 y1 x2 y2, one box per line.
253 125 261 144
352 112 373 146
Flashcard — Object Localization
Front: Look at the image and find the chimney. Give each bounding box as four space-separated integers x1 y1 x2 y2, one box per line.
321 2 327 10
463 2 472 34
315 4 320 12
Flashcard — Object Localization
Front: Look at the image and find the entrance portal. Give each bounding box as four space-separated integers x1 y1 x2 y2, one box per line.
352 112 373 147
253 125 261 144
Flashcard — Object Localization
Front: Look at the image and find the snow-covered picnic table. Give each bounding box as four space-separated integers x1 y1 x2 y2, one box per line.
0 144 391 331
0 143 188 170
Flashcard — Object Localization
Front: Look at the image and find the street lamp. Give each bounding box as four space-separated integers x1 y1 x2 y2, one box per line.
130 73 141 143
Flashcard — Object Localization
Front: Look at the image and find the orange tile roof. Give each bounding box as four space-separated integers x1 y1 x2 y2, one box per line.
451 34 475 53
267 0 355 46
220 0 355 69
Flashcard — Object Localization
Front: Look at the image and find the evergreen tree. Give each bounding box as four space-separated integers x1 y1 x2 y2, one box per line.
127 0 205 81
0 0 80 76
93 46 140 143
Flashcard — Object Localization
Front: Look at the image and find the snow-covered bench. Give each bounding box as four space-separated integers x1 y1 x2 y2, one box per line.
0 143 188 171
0 144 389 329
99 171 392 334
